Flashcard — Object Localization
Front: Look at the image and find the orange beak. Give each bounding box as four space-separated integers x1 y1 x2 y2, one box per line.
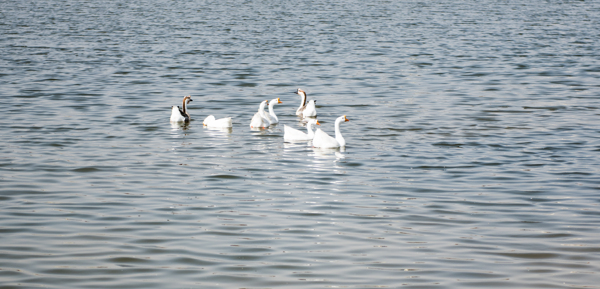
344 115 349 122
316 120 321 125
277 98 282 104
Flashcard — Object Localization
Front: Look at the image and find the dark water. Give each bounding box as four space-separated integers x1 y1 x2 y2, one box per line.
1 0 600 288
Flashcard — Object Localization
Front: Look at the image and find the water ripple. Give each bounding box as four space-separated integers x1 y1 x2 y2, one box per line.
1 0 600 288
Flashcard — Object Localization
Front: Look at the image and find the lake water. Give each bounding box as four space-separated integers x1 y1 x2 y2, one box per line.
1 0 600 288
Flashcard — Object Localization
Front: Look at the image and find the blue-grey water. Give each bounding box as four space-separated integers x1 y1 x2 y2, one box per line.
1 0 600 288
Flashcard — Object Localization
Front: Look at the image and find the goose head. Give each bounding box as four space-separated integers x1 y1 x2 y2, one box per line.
259 100 269 110
295 88 307 102
335 115 349 124
269 98 282 107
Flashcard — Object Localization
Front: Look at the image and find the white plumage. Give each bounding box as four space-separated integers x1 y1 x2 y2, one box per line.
295 88 317 118
312 115 349 148
250 100 271 129
284 118 320 142
203 115 233 128
302 99 317 118
267 98 282 124
170 95 193 122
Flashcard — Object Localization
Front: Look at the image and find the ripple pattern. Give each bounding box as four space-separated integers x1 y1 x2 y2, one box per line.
1 0 600 288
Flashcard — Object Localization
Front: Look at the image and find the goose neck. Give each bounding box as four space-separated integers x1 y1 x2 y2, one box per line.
259 102 268 118
268 102 275 114
182 96 192 115
306 122 315 138
298 92 307 108
268 104 278 121
334 118 345 146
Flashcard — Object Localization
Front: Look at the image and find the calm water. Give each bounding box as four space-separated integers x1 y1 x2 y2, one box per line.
1 0 600 288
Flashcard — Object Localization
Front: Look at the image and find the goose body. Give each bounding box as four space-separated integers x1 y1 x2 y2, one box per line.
203 115 233 128
267 98 282 124
312 115 349 148
284 118 320 142
170 95 193 122
295 88 317 118
303 99 317 118
170 106 187 122
250 100 271 129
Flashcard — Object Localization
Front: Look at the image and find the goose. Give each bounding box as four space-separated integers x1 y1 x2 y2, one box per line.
170 95 193 122
303 99 317 118
250 100 270 129
295 88 317 118
312 115 349 148
283 118 320 142
203 115 232 128
267 98 282 124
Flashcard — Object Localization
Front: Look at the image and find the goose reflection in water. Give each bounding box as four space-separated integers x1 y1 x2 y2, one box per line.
204 126 234 143
170 121 190 131
204 126 233 134
312 147 346 159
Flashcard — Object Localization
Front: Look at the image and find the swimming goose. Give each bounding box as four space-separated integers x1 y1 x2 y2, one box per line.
203 115 233 128
284 118 320 142
267 98 282 124
295 88 317 118
250 100 270 129
312 115 349 148
170 95 193 122
303 99 317 118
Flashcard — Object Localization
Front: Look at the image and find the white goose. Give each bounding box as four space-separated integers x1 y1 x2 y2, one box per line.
312 115 349 148
283 118 320 142
303 99 317 118
295 88 317 118
249 100 271 129
203 115 232 128
267 98 282 124
170 95 193 122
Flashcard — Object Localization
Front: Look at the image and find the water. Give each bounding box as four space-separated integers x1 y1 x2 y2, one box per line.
1 0 600 288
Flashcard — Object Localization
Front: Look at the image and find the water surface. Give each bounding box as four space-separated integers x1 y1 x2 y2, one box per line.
1 0 600 288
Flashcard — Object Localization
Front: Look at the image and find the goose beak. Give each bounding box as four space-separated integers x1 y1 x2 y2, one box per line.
316 120 321 125
277 98 282 104
344 115 349 122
